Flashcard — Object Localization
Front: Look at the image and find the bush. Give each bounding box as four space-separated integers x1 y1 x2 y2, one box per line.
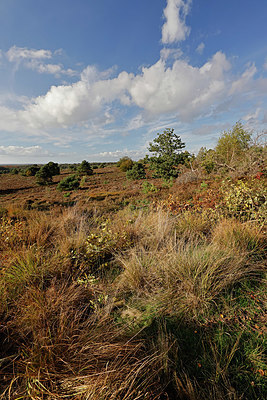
222 179 266 221
126 162 146 180
77 160 93 176
142 181 159 194
35 162 60 185
57 175 80 191
25 165 40 176
117 157 134 172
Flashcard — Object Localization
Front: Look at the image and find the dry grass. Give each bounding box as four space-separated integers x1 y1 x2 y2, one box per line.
0 170 266 399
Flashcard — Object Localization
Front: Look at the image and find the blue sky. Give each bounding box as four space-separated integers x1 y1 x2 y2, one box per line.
0 0 266 163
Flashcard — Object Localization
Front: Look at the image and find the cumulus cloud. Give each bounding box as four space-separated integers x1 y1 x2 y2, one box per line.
0 48 266 143
129 51 231 120
20 68 133 130
162 0 192 44
196 42 205 55
9 51 229 131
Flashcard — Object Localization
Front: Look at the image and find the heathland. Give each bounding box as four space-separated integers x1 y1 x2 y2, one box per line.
0 125 266 399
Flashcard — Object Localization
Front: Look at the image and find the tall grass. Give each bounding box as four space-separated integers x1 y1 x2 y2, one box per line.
0 204 266 399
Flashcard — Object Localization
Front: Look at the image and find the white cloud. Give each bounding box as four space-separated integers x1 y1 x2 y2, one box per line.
0 145 47 156
161 0 192 44
160 47 183 60
129 51 231 120
0 106 23 132
16 51 231 130
96 148 146 161
20 68 133 129
5 46 77 77
6 46 52 62
196 42 205 55
26 60 77 77
229 64 257 94
243 108 261 122
0 49 266 143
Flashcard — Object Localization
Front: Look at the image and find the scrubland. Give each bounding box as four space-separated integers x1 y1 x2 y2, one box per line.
0 164 266 399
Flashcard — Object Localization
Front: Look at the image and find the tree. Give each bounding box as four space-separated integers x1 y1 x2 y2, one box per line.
117 157 134 172
196 147 216 174
35 162 60 185
148 128 186 179
46 161 60 176
77 160 93 176
215 122 252 170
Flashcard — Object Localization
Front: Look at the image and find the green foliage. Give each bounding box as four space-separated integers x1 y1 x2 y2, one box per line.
46 161 60 176
69 164 77 171
126 162 146 180
0 166 9 174
10 168 19 175
77 160 93 176
25 165 40 176
222 179 266 221
148 128 187 179
215 122 252 170
35 162 60 185
80 175 87 187
85 221 131 273
57 175 80 191
142 181 159 194
196 147 216 174
162 177 174 188
35 166 52 185
117 157 134 172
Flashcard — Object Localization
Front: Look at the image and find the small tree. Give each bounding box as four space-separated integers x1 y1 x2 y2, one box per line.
25 165 40 176
196 147 216 174
77 160 93 176
126 162 146 180
117 157 134 172
215 122 252 171
148 128 186 179
35 162 60 185
46 161 60 176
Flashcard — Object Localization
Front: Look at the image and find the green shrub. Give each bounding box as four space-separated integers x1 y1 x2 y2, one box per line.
77 160 93 176
57 175 80 191
222 179 266 221
25 165 40 176
117 157 134 172
142 181 159 194
36 162 60 185
126 162 146 180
